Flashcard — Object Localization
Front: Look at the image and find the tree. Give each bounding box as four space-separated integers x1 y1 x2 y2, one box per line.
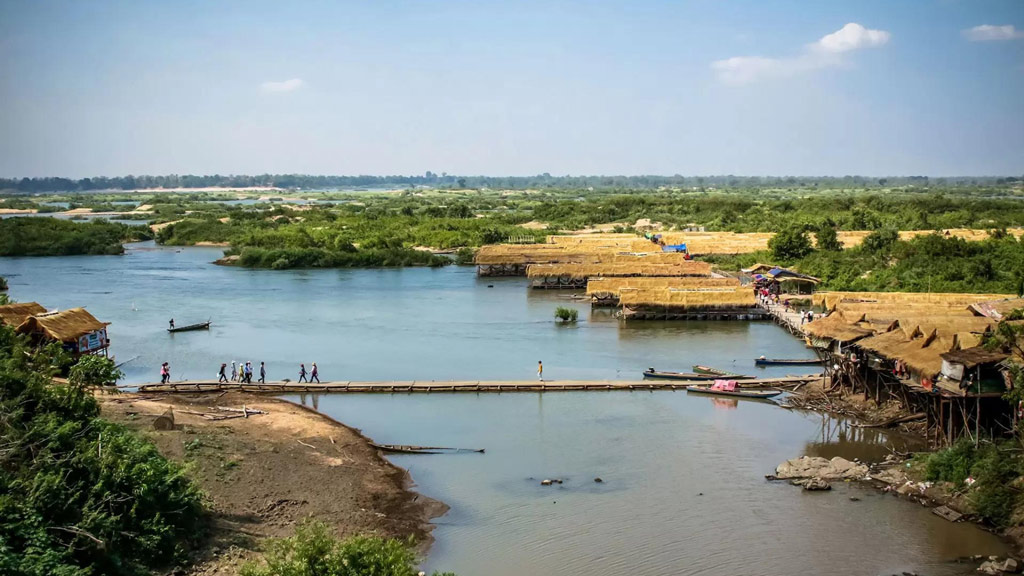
815 220 842 252
861 227 899 253
456 178 467 189
768 225 812 261
69 355 124 388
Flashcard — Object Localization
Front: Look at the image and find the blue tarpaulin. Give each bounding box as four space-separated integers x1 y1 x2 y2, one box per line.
661 243 687 253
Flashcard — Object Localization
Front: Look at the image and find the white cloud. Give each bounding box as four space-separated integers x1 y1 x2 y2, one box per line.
260 78 304 93
815 23 891 53
962 24 1024 42
712 22 890 85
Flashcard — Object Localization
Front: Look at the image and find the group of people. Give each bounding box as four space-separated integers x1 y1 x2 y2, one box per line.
219 361 265 383
799 309 816 325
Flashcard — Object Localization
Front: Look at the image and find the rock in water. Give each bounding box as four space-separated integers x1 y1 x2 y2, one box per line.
774 456 868 480
540 479 552 486
594 477 603 483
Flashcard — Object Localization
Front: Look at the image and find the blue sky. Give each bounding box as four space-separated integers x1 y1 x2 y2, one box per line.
1 0 1022 177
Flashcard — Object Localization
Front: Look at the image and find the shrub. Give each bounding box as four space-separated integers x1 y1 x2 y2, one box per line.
554 307 579 323
815 221 842 251
239 520 455 576
68 355 123 388
924 437 977 485
0 325 206 575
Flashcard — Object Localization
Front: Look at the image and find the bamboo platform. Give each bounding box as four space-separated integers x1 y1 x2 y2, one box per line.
136 375 822 395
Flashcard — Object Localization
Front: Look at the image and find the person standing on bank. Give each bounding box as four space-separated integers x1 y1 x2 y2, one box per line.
298 363 308 383
259 361 266 384
538 360 543 382
310 362 320 383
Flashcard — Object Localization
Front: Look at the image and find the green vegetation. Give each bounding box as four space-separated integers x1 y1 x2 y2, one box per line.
240 520 454 576
0 276 7 291
0 218 152 256
768 225 813 260
0 325 206 575
922 438 1022 528
713 232 1024 294
555 307 579 323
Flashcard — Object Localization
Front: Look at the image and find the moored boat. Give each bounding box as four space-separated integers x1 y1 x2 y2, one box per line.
168 321 211 333
692 365 745 377
754 357 822 366
685 384 782 399
644 368 753 381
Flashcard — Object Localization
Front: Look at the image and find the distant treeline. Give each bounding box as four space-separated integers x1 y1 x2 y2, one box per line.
2 173 1022 192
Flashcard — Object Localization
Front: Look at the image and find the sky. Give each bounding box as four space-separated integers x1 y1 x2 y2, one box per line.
0 0 1022 178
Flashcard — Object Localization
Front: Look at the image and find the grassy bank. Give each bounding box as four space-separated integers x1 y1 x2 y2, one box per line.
0 218 152 256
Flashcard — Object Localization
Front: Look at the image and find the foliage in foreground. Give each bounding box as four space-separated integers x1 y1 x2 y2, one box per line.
922 438 1023 528
554 307 579 323
240 520 454 576
0 325 206 575
0 218 152 257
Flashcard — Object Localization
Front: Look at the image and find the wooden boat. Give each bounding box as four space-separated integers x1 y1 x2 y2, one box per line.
643 369 753 381
371 443 484 454
685 385 782 399
168 321 211 333
692 365 745 378
754 357 822 366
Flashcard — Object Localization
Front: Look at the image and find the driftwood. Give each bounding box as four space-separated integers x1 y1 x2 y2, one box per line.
153 409 175 430
371 443 485 454
297 439 316 449
215 406 268 416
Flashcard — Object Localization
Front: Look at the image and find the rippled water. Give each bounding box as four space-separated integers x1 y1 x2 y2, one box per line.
1 243 1010 575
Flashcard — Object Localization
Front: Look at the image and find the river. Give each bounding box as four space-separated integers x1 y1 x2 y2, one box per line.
0 242 1010 575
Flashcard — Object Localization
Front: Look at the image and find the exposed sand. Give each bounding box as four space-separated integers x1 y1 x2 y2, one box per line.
100 392 444 576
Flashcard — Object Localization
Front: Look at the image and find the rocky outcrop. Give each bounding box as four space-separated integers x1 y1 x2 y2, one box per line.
774 456 869 480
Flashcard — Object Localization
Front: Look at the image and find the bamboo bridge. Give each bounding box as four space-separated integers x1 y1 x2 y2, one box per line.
136 375 822 394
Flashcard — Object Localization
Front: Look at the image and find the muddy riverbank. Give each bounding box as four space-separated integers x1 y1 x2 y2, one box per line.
99 391 445 576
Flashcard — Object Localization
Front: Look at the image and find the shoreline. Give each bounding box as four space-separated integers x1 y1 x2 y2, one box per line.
781 381 1024 560
99 391 447 575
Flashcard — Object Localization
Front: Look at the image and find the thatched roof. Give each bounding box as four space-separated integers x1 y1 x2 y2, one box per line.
527 261 711 279
804 313 874 343
16 308 108 342
0 302 47 327
814 291 1015 313
585 276 739 297
619 287 756 310
941 347 1009 369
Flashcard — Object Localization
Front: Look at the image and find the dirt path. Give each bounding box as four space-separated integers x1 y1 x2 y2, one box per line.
100 392 445 576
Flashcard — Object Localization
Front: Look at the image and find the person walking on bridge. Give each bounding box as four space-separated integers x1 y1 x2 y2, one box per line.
259 361 266 384
298 363 308 383
230 361 237 382
538 360 543 382
218 363 228 383
310 362 320 383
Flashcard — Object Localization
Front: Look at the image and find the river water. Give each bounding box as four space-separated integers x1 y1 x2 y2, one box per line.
0 242 1010 575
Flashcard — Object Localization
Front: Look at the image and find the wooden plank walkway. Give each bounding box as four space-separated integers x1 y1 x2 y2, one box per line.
136 375 823 395
761 301 812 337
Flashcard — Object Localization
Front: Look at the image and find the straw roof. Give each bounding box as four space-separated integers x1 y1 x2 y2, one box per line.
804 313 875 343
619 286 756 310
813 291 1015 312
586 276 740 297
527 261 711 279
0 302 47 327
16 308 108 343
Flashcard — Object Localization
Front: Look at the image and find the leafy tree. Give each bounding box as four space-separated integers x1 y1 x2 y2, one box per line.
68 355 124 388
768 225 812 261
815 221 842 251
861 227 899 253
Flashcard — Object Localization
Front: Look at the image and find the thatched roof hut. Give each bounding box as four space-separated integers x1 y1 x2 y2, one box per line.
586 276 739 297
527 261 712 280
16 308 110 353
0 302 47 327
619 286 756 311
